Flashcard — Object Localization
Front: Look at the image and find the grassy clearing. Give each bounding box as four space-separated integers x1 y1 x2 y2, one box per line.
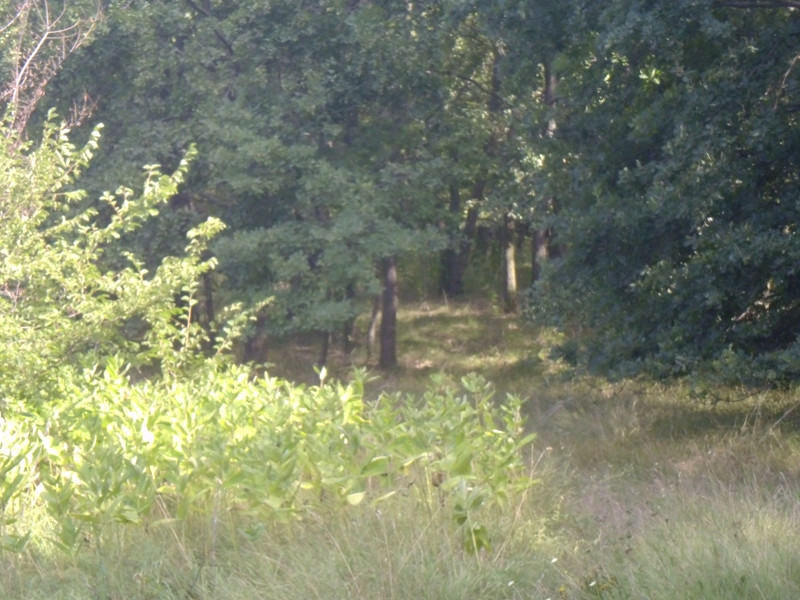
5 300 800 599
522 361 800 599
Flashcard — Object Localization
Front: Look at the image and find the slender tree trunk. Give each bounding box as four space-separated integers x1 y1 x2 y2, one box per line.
244 314 269 364
531 227 551 283
366 294 380 363
543 60 558 138
440 247 460 298
532 59 560 285
317 330 330 368
342 282 356 356
502 214 518 313
379 256 398 369
202 271 216 351
442 46 502 305
440 185 463 296
462 206 479 256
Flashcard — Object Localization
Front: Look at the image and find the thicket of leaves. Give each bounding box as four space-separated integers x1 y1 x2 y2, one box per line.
42 0 455 344
0 112 227 404
0 117 535 557
9 2 800 389
1 361 533 555
34 0 799 382
528 1 800 383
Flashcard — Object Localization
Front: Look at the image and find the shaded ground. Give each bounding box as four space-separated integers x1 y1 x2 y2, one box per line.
263 299 562 393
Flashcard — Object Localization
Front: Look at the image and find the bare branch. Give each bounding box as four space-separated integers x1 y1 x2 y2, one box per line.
183 0 234 57
713 0 800 8
0 0 33 35
770 52 800 108
1 0 104 135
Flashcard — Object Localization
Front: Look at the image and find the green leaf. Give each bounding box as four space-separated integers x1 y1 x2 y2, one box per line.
346 491 366 506
360 456 390 478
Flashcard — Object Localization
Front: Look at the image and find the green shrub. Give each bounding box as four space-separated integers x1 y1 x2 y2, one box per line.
1 362 534 555
0 112 228 406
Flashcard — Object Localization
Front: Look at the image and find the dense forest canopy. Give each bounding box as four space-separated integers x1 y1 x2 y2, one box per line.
3 0 800 382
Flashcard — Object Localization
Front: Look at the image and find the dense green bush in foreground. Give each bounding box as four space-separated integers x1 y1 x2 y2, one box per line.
0 113 226 403
0 362 533 556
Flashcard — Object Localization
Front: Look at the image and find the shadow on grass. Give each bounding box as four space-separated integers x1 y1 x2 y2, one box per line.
258 299 800 447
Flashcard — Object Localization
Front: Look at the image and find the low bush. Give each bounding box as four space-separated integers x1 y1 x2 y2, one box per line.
0 361 535 556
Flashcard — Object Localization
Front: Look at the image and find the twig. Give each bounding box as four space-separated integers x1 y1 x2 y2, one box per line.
766 399 800 436
714 0 800 7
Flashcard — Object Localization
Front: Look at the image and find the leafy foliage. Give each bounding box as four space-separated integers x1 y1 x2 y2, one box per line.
0 112 222 403
0 112 534 556
1 360 534 555
42 1 454 347
529 1 800 382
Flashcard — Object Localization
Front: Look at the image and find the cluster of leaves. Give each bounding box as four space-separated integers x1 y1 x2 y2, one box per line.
47 0 799 382
0 111 227 405
527 1 800 382
40 0 457 346
1 361 534 555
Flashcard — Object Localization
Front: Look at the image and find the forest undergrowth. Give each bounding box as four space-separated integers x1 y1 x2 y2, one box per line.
4 301 800 600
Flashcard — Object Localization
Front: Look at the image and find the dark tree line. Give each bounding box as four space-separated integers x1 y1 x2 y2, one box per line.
5 0 800 381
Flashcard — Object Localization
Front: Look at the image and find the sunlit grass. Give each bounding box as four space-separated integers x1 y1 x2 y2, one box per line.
5 300 800 598
1 490 566 600
11 433 800 600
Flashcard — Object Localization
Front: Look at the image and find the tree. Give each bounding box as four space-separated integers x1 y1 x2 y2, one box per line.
530 0 800 380
40 0 453 369
431 2 574 311
0 113 224 403
713 1 800 7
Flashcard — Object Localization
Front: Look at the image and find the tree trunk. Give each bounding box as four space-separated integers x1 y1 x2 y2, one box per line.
202 271 216 352
366 294 380 363
379 256 398 369
531 227 551 283
317 330 330 368
342 282 357 356
440 246 460 298
543 60 558 137
439 185 479 297
440 185 463 297
531 60 560 286
502 214 518 313
244 314 269 364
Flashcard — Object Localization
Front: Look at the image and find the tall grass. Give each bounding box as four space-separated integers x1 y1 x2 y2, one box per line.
4 301 800 599
6 441 798 600
0 490 559 599
4 441 800 599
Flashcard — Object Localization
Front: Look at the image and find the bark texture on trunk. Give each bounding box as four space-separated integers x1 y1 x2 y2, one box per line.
531 60 560 286
366 294 380 363
317 331 330 368
342 283 357 356
531 227 551 284
440 185 480 297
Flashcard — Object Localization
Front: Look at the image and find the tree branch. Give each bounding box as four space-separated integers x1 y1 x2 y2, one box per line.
713 0 800 8
1 0 103 135
182 0 234 57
